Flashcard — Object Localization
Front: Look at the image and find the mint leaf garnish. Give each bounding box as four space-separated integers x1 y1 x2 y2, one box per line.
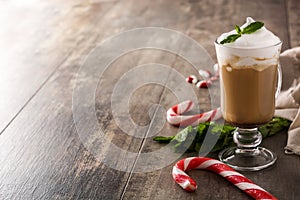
220 21 264 44
235 25 242 34
242 21 264 34
220 34 241 44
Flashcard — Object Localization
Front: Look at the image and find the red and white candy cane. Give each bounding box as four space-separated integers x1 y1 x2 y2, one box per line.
186 75 198 84
167 100 222 126
172 157 277 200
196 80 212 88
198 69 212 79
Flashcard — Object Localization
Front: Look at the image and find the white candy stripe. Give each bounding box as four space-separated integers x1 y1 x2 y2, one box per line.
198 159 223 169
177 101 193 114
198 69 211 78
167 115 204 124
172 166 186 176
235 182 266 192
213 63 219 72
184 158 192 170
179 181 194 190
177 182 187 188
219 170 245 178
173 101 190 115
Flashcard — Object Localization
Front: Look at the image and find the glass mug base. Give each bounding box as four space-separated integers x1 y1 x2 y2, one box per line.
219 146 277 171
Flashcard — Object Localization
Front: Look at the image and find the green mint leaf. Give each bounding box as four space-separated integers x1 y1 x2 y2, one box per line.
235 25 242 34
197 122 209 135
220 21 264 44
259 117 291 137
220 34 241 44
242 21 264 34
172 126 197 153
153 136 174 143
173 126 194 142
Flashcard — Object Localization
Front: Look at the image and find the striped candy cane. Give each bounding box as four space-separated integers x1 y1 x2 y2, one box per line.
172 157 277 200
198 69 212 79
186 75 198 84
166 100 222 127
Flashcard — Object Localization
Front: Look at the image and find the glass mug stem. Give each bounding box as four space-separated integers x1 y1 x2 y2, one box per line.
234 128 262 149
220 127 277 171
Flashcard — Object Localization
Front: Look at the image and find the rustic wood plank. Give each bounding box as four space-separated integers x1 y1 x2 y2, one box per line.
0 0 195 199
0 1 128 199
122 0 300 200
279 0 300 90
0 1 68 133
286 0 300 47
0 0 116 133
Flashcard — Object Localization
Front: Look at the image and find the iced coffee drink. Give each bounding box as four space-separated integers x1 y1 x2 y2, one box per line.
215 17 282 171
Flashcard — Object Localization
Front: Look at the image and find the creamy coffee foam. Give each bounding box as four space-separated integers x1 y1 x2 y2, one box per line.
216 17 281 67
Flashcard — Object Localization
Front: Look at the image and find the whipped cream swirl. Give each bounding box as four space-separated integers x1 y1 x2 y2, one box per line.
217 17 281 48
215 17 282 68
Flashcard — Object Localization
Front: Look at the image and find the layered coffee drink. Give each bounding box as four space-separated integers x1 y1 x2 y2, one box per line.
215 17 282 171
215 17 281 128
220 61 277 127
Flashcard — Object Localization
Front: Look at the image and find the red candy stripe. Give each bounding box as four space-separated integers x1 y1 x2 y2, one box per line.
186 75 198 84
166 100 222 127
172 157 277 200
196 80 212 88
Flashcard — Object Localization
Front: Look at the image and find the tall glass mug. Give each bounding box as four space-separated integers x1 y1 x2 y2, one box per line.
215 41 282 171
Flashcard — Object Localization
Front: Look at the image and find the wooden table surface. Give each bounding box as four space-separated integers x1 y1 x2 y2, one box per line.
1 0 299 199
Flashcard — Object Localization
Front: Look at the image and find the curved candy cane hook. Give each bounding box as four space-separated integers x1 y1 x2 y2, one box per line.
166 100 222 127
172 157 277 200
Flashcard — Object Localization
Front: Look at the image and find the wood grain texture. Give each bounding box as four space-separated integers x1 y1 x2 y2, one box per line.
0 0 116 133
0 0 198 199
0 0 299 200
286 0 300 47
121 0 300 200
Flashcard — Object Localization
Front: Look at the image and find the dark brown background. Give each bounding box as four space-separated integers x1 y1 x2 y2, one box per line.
0 0 299 199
